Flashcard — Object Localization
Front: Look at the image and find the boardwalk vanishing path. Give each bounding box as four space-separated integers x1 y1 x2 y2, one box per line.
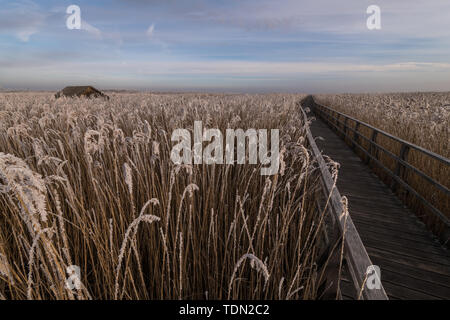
305 106 450 300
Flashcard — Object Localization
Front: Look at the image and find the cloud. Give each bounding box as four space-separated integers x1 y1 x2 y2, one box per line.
0 1 45 42
3 58 450 92
81 20 102 38
179 0 450 38
162 61 450 75
147 24 155 37
16 28 38 42
3 58 449 75
96 60 450 75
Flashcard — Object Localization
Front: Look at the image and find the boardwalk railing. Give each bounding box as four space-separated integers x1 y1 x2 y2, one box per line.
300 105 388 300
308 96 450 245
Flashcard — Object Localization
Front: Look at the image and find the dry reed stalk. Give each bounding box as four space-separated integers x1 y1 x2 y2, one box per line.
26 228 53 299
228 253 270 299
0 92 330 300
114 213 160 299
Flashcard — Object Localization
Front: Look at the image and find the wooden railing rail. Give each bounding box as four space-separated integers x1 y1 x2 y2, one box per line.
309 96 450 244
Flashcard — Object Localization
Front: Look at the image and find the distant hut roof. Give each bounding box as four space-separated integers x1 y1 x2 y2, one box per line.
55 86 109 99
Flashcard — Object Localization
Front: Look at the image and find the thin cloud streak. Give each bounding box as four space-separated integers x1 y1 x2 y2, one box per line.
0 1 45 42
147 24 155 37
81 20 102 38
3 59 449 76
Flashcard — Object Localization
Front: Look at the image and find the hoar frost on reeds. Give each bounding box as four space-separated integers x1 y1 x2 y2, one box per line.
0 92 332 300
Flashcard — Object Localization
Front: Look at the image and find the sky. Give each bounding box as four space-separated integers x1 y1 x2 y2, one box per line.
1 0 450 93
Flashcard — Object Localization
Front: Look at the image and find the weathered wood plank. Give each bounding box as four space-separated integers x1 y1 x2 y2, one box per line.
374 267 450 299
361 238 450 266
368 256 450 286
365 246 450 277
350 215 435 237
381 280 442 300
355 226 445 249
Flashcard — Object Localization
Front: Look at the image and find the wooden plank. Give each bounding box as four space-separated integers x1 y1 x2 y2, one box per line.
360 237 450 266
346 199 411 213
338 184 393 194
351 218 442 243
351 212 427 230
381 280 442 300
358 229 449 256
348 208 430 230
350 215 435 237
347 205 422 223
376 266 450 299
366 246 450 277
368 256 450 287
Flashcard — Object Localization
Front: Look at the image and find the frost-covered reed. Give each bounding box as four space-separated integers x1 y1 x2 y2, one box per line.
0 92 330 300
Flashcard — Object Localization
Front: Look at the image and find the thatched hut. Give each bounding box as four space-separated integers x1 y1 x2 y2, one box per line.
55 86 109 99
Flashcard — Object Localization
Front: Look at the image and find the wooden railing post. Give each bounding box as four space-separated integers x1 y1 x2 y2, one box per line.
366 130 378 165
343 117 348 142
352 122 360 150
336 113 341 136
333 112 338 133
337 113 341 131
334 111 338 128
391 143 410 192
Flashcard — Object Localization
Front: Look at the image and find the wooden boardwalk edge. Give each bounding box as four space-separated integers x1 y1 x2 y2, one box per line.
300 105 388 300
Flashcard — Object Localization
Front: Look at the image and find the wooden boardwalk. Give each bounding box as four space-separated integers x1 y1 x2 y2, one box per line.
307 109 450 300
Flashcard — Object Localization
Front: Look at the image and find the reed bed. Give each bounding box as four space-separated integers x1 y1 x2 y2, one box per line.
0 92 333 300
315 93 449 237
